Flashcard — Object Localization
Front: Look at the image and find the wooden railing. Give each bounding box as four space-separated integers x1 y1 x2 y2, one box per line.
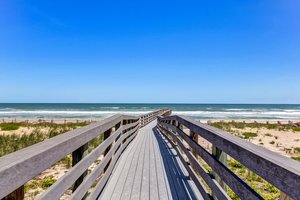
0 109 169 200
157 115 300 200
140 109 171 127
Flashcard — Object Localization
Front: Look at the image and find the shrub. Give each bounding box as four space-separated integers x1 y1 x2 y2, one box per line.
294 147 300 153
41 176 56 189
0 123 21 131
59 156 72 168
269 141 275 145
229 160 244 169
293 127 300 132
292 156 300 162
242 132 258 139
267 124 277 129
24 180 39 192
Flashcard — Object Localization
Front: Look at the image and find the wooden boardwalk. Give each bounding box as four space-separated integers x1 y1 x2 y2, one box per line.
99 121 203 200
1 109 300 200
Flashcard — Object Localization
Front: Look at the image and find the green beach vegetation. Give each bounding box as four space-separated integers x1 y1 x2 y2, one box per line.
242 132 258 139
211 121 300 133
200 158 281 200
294 127 300 132
0 122 89 157
0 123 21 131
0 121 93 197
292 156 300 162
209 121 300 199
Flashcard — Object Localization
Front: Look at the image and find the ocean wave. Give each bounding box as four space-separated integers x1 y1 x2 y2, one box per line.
1 109 300 120
0 110 152 115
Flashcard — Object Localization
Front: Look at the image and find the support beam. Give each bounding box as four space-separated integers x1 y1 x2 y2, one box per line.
72 143 89 193
212 146 228 199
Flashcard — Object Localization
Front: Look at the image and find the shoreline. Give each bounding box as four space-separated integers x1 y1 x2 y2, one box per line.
0 117 300 125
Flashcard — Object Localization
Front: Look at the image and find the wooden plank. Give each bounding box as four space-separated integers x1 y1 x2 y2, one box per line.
0 114 122 199
155 126 186 200
2 186 24 200
140 126 151 200
120 129 147 200
160 115 300 200
72 142 89 199
212 145 228 199
38 128 122 200
158 127 206 200
70 126 138 200
149 127 159 200
159 122 261 200
158 129 207 200
130 127 149 200
103 128 143 200
0 110 167 199
122 121 139 131
152 127 172 200
158 124 226 200
88 131 138 200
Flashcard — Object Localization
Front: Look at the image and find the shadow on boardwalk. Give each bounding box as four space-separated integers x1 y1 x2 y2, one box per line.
153 127 200 200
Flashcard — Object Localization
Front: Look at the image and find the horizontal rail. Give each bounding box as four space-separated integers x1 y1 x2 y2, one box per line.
158 115 300 200
139 109 171 127
0 109 170 199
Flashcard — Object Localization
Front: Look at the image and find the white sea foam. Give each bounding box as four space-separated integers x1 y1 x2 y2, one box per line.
1 107 300 120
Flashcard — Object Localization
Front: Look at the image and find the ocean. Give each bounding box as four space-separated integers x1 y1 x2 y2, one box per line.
0 103 300 120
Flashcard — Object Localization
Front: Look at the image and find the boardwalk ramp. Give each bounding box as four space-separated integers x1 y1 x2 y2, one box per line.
99 121 202 200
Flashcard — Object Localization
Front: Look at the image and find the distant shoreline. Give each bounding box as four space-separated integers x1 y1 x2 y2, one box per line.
1 117 299 125
1 103 300 122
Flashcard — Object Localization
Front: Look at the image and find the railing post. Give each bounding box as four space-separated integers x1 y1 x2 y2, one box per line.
212 146 227 199
190 131 198 158
103 127 113 172
72 143 89 194
3 186 24 200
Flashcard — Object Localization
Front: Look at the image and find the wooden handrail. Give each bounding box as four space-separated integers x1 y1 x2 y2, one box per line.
0 109 169 199
157 115 300 200
139 109 171 127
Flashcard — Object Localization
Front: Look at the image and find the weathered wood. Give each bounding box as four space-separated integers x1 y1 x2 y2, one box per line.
103 128 113 172
158 124 228 200
37 127 122 200
100 120 203 200
2 186 24 200
0 109 167 200
72 143 89 193
71 126 139 200
88 131 138 200
159 120 262 200
152 127 172 200
211 145 227 199
158 115 300 200
158 126 212 200
0 114 123 199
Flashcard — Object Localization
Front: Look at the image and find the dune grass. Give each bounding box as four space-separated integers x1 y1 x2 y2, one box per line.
211 121 297 132
0 122 90 157
293 127 300 132
0 123 21 131
292 156 300 162
242 132 258 139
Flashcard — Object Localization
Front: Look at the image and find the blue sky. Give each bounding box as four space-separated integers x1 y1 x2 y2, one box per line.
0 0 299 103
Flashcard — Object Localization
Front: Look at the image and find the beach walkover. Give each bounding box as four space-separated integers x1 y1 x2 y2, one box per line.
0 110 300 200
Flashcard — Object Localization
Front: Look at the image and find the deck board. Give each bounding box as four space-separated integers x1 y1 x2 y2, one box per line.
98 121 202 200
